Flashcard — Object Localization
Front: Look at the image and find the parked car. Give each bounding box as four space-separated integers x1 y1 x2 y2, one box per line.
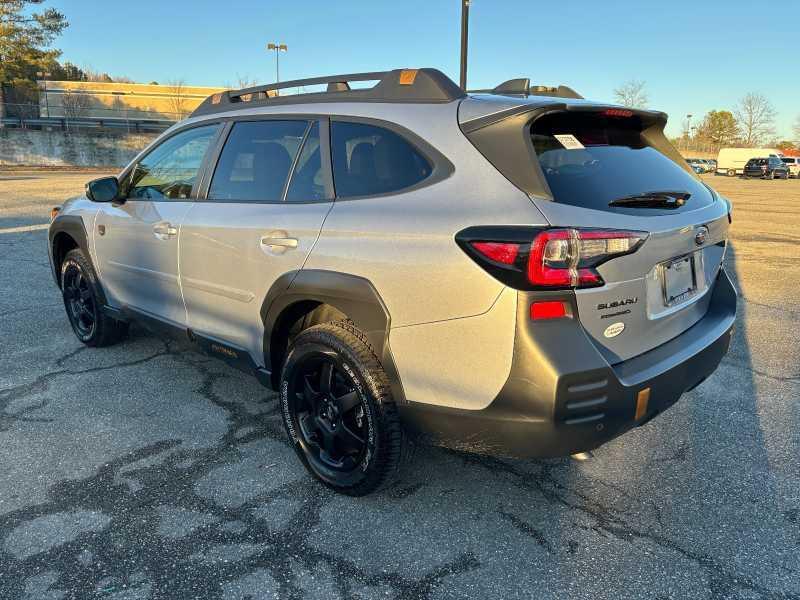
48 68 736 495
686 158 709 173
743 157 790 179
717 147 782 176
781 156 800 178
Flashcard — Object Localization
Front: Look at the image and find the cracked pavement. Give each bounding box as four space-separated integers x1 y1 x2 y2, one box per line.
0 171 798 599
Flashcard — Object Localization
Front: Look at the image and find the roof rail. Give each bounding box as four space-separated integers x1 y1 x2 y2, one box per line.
468 78 584 100
191 68 465 117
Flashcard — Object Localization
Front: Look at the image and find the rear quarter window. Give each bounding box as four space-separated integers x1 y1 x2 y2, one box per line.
330 121 432 198
530 112 715 214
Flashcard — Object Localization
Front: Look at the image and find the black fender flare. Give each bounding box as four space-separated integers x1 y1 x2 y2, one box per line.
261 269 406 403
48 215 91 289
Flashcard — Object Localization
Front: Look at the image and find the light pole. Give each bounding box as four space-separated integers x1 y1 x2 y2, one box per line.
266 43 287 94
37 71 52 118
459 0 470 90
685 114 693 150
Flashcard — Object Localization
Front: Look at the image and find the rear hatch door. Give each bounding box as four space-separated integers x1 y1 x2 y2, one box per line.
527 109 729 363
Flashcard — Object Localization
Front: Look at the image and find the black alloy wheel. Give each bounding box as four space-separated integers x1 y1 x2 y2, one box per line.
280 321 405 496
62 262 97 339
287 352 369 472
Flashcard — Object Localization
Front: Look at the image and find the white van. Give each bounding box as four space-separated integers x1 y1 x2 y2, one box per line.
717 148 783 176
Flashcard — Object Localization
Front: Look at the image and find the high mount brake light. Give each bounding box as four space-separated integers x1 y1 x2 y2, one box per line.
458 227 648 290
603 108 634 118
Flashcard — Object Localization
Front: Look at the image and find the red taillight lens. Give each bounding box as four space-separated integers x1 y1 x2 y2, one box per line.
457 227 647 291
530 301 568 320
470 241 519 265
527 228 647 288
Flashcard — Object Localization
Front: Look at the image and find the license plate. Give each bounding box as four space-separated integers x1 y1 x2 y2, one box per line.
661 255 697 306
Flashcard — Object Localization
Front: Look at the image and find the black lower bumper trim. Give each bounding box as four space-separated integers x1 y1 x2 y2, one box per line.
399 269 737 458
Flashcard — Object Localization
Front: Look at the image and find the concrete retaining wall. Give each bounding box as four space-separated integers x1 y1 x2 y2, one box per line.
0 129 158 167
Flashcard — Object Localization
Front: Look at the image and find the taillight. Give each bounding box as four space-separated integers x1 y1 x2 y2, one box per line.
457 226 648 290
528 229 646 288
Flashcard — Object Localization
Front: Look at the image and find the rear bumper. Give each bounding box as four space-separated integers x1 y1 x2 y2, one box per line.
399 268 737 458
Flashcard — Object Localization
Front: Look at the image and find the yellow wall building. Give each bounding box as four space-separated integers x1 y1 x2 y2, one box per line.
38 80 226 122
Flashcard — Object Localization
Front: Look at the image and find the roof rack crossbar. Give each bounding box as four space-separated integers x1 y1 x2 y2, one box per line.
191 68 465 117
229 71 386 101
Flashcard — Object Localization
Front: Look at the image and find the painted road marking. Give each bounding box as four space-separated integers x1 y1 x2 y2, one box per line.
0 223 50 234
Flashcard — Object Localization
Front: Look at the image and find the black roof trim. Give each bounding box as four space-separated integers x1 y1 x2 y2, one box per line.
191 68 465 117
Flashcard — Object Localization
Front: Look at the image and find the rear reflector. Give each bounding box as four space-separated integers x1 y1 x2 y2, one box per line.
470 241 519 265
530 301 568 320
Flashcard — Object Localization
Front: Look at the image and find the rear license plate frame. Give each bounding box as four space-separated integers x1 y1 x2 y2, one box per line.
661 254 698 307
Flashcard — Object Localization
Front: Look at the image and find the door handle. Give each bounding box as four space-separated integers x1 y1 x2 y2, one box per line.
153 221 178 240
260 231 298 254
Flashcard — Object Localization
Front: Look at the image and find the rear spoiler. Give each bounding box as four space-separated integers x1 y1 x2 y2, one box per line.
460 103 688 200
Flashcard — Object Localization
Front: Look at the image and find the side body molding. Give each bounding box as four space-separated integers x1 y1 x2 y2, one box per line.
261 269 406 403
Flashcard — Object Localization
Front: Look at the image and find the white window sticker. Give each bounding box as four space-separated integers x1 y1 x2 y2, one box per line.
553 134 585 150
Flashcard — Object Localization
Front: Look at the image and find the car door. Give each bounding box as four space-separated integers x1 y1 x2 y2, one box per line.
179 118 334 363
93 123 221 326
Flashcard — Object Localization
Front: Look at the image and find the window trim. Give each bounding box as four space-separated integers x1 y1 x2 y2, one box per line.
117 121 224 202
197 116 334 205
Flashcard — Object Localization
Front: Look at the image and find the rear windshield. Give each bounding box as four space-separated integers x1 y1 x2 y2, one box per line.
530 112 715 213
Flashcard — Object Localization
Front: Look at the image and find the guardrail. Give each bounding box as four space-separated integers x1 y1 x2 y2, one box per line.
0 103 179 133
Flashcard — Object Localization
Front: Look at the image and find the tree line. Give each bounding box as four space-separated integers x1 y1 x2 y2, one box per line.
615 79 800 153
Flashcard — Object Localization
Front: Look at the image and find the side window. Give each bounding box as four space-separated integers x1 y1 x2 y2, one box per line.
285 122 327 202
208 120 308 202
330 121 432 198
125 125 219 200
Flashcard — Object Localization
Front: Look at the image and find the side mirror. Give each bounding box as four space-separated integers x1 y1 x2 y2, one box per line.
86 176 121 203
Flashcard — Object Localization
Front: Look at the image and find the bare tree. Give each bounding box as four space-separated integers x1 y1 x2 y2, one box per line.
735 93 776 147
165 78 188 121
61 89 91 129
794 115 800 145
613 79 649 109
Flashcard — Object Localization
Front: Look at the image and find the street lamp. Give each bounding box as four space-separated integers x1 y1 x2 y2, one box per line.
37 71 52 118
266 42 287 94
685 114 693 150
460 0 470 90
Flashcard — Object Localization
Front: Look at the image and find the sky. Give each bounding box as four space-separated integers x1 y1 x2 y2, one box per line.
45 0 798 139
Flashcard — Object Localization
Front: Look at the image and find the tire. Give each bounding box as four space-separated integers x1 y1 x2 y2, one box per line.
727 169 737 177
60 249 128 347
280 320 406 496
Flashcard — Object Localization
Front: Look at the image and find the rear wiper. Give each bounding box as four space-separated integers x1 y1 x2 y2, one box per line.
608 191 691 209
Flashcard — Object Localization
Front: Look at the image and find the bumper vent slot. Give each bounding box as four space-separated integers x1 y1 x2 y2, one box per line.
566 396 607 411
564 413 605 426
562 377 609 425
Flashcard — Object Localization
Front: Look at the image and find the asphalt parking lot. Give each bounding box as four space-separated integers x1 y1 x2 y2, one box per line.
0 171 798 600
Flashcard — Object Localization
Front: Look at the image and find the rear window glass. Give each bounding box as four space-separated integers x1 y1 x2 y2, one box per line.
782 158 795 164
331 121 432 198
209 120 308 202
747 158 767 166
530 113 715 213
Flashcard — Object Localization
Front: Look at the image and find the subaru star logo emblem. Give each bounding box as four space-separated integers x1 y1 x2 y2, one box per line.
694 226 709 246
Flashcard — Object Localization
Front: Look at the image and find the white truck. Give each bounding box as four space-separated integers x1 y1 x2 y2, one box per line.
716 148 783 176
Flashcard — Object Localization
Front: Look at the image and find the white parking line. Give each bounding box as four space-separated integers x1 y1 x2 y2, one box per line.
0 223 50 234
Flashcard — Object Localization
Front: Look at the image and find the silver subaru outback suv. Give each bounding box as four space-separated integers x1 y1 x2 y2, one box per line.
49 68 736 495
